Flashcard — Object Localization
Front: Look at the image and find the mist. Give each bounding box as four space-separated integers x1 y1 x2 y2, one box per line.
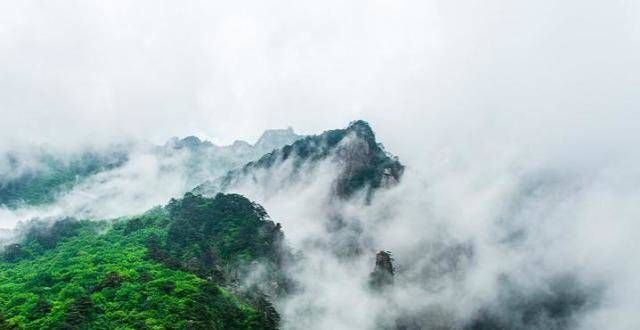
1 0 640 329
208 130 638 329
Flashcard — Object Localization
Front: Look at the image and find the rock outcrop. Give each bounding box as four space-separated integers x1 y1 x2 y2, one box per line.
370 250 395 289
196 120 404 200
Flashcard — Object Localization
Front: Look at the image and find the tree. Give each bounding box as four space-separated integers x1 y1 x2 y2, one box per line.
63 294 94 328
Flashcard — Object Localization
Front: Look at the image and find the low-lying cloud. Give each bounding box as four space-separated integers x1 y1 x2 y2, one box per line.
211 131 640 329
1 0 639 328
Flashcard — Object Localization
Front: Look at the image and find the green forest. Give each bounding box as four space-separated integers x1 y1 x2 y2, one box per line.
0 193 283 329
0 151 127 208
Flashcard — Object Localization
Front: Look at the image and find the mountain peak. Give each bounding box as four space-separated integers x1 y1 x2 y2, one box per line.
231 140 252 148
347 120 374 136
254 127 301 151
166 136 213 149
198 121 404 200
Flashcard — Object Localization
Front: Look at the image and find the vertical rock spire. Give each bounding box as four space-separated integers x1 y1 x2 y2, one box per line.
370 250 395 289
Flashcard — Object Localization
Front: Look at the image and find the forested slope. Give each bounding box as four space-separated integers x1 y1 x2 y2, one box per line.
0 193 283 329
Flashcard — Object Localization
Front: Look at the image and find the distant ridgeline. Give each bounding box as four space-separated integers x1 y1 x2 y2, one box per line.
161 127 303 188
0 128 302 209
195 120 405 200
0 147 129 208
0 193 285 329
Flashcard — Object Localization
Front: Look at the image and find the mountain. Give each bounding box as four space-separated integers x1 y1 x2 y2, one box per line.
196 120 404 200
160 128 303 188
0 193 284 329
0 128 303 210
252 127 300 156
163 127 302 160
0 120 406 329
0 121 610 329
0 146 129 208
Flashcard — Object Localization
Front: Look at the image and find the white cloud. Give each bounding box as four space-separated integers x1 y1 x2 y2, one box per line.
1 0 640 328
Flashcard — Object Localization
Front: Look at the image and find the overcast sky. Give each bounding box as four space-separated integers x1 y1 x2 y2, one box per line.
1 0 639 166
2 3 640 328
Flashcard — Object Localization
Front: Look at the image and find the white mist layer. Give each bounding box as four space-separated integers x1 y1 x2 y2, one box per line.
0 150 190 228
0 0 638 328
0 129 301 229
220 136 640 330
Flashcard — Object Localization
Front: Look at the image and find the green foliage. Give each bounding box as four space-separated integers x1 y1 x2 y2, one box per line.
0 312 18 330
160 193 283 273
0 244 26 263
2 218 102 262
0 151 127 208
23 218 84 251
0 194 283 329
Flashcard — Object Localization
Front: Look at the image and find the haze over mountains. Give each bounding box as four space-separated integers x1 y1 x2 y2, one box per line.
0 127 302 228
1 0 639 328
0 120 636 329
0 121 410 329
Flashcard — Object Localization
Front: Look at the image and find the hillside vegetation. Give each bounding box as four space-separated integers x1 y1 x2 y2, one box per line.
0 193 283 329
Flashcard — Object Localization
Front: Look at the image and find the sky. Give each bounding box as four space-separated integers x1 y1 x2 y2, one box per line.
2 1 640 328
1 0 638 162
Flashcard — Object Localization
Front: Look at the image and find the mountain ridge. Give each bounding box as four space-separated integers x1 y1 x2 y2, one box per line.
0 121 406 329
195 120 404 200
0 128 303 210
0 193 284 329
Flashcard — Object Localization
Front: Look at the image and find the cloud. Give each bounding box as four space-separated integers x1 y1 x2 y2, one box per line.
205 128 640 329
0 147 190 228
1 1 636 149
1 0 640 328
